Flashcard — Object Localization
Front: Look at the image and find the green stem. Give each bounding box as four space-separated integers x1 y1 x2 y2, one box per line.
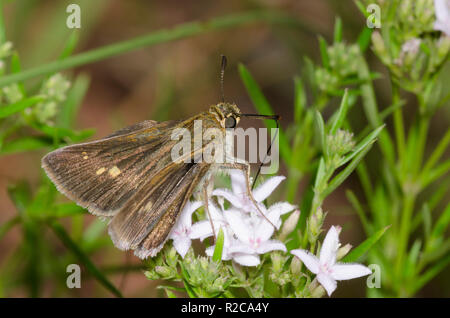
395 194 416 281
392 83 405 168
0 11 305 88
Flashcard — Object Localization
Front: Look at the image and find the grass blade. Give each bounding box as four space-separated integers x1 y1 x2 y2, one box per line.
0 96 44 118
50 221 123 297
0 11 305 88
342 226 390 263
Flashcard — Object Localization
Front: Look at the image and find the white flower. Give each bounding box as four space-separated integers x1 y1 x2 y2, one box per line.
189 171 295 266
190 201 229 241
291 226 372 296
434 0 450 37
212 169 290 214
191 199 291 266
168 201 202 258
225 208 287 266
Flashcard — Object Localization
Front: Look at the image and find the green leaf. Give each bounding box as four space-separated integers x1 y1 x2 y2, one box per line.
404 240 422 279
294 76 306 124
431 203 450 240
7 181 32 214
423 127 450 173
0 96 45 118
213 228 225 263
58 73 90 128
0 136 53 154
164 288 177 298
324 142 374 198
318 36 330 69
342 226 390 262
319 36 330 69
333 17 343 43
357 27 373 52
50 221 123 297
314 157 326 189
358 57 395 166
59 31 80 60
421 159 450 188
314 110 327 157
346 190 372 235
53 203 86 218
339 125 384 166
411 253 450 294
330 89 349 135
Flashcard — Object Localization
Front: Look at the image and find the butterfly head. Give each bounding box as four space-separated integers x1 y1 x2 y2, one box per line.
210 102 241 128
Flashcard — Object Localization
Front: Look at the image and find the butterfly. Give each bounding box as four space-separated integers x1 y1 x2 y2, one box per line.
42 57 279 258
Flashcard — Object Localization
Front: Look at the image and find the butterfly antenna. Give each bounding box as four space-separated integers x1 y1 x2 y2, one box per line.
220 55 227 103
252 118 279 189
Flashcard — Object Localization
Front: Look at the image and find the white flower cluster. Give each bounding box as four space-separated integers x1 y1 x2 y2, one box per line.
168 169 295 266
167 170 372 296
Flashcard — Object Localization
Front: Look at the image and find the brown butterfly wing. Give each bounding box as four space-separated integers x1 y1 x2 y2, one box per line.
42 120 180 216
108 161 210 257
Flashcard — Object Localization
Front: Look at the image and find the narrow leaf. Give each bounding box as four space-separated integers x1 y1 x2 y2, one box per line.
324 142 374 197
50 221 123 297
339 125 384 166
330 89 350 135
0 96 44 118
213 228 225 263
342 226 390 262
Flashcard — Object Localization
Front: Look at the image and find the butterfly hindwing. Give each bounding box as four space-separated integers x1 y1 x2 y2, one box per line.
108 161 210 256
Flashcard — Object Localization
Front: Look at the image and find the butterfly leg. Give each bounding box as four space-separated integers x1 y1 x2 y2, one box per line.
219 161 276 229
202 176 217 240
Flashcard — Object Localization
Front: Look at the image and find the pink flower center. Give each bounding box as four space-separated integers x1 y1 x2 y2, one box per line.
320 262 333 274
249 237 261 248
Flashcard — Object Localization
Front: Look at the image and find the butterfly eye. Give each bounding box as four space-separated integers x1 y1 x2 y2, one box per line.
225 116 237 128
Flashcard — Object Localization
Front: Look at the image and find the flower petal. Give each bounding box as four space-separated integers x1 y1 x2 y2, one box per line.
268 202 297 215
224 208 251 243
256 240 286 254
232 253 260 267
229 169 247 196
331 263 372 281
252 176 285 202
435 0 450 23
320 226 340 266
172 237 191 258
190 220 215 240
180 201 202 227
212 188 243 209
317 273 337 296
291 249 320 274
255 210 278 241
228 242 255 255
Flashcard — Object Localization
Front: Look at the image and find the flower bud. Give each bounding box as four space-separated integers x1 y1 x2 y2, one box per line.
290 255 302 275
279 210 300 241
155 266 172 277
327 129 355 158
336 243 352 260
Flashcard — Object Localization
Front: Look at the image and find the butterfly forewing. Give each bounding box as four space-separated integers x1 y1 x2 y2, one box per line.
42 119 180 216
42 111 223 258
